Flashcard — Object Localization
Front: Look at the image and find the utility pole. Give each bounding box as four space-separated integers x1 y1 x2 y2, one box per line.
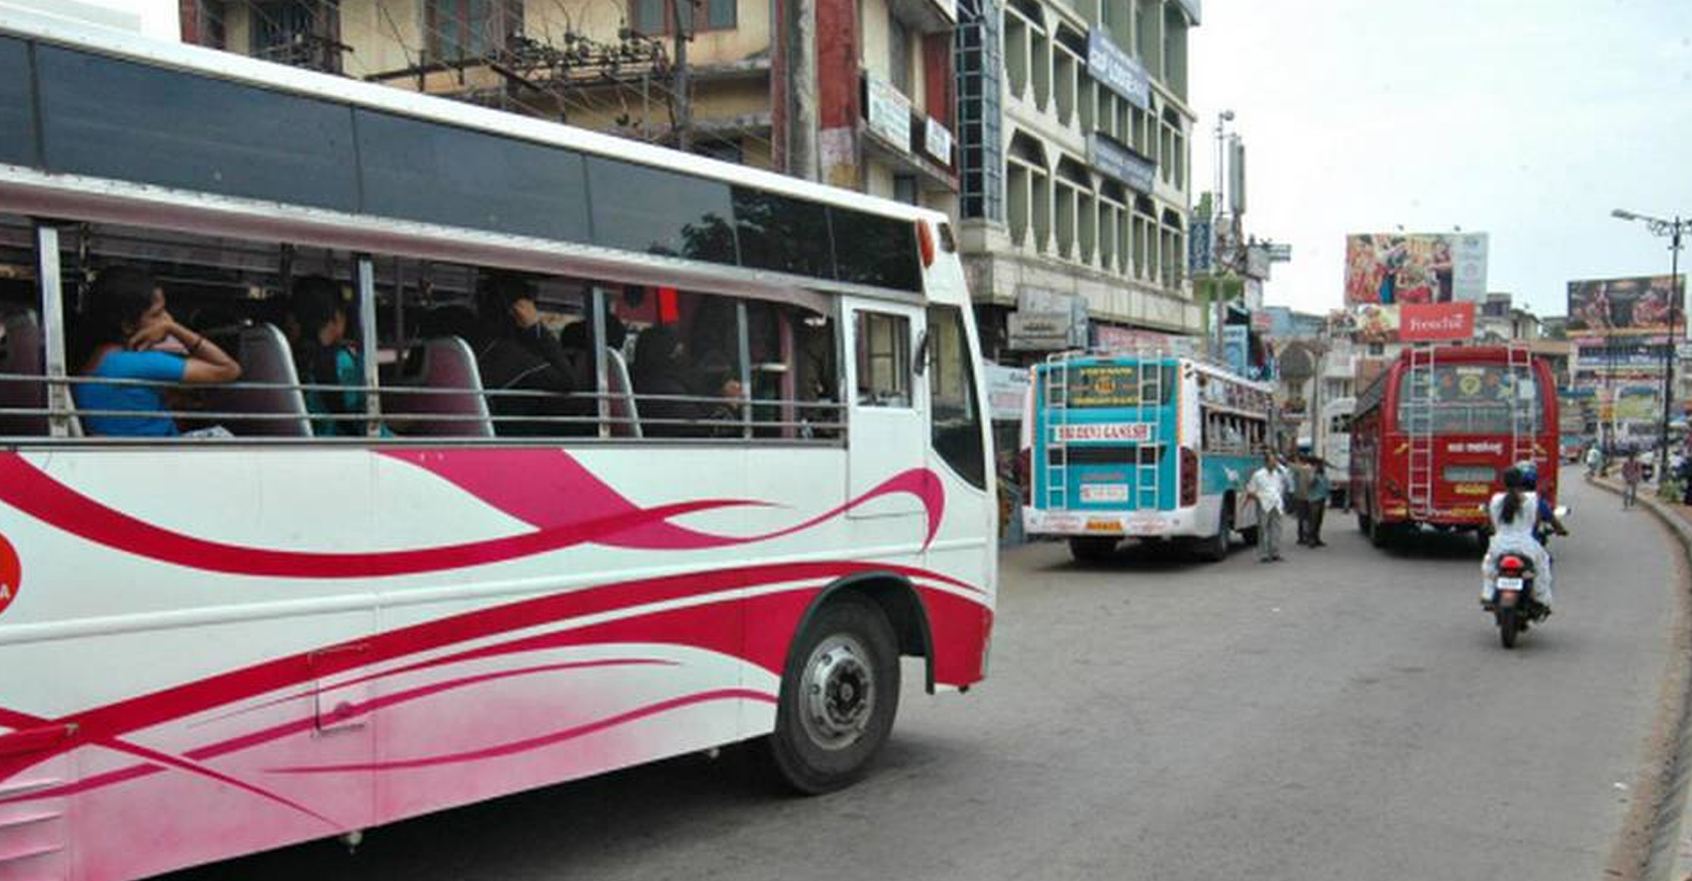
1210 109 1234 359
669 0 692 151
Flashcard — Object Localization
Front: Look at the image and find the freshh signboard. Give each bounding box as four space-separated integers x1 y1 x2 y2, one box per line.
1398 302 1476 342
1344 232 1490 304
1566 274 1683 337
1085 27 1150 110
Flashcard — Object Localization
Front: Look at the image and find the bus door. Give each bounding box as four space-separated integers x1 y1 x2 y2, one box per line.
844 299 927 520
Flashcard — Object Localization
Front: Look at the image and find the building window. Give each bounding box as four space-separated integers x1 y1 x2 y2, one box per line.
893 174 919 205
634 0 737 35
249 0 341 73
889 12 914 94
427 0 523 58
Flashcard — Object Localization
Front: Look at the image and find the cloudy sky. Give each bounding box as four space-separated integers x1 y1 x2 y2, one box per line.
1190 0 1692 320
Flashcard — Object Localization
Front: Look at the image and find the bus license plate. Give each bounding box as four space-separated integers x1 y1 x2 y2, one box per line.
1497 577 1524 591
1079 484 1129 503
1086 518 1119 532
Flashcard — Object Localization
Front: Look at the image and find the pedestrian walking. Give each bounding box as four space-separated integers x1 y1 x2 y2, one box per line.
1623 454 1641 509
1305 457 1331 547
1247 450 1290 562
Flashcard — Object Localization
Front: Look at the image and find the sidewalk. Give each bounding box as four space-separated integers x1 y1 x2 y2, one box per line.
1591 474 1692 881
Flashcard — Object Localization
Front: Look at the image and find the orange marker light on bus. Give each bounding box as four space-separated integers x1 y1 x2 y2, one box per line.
917 219 936 268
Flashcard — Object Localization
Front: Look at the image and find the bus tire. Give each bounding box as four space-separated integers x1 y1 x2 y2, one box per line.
1369 517 1392 548
1356 511 1371 535
1198 502 1233 563
765 595 900 795
1068 537 1118 563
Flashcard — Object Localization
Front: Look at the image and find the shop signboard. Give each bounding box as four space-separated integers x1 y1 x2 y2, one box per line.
865 75 912 152
1398 302 1476 342
1087 132 1155 195
984 363 1030 422
1086 27 1149 110
923 117 954 165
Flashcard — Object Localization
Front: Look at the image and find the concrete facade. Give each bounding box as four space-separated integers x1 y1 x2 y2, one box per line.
956 0 1201 359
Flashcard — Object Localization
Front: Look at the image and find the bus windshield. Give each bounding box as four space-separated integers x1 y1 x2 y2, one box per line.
1394 365 1545 434
1057 362 1177 408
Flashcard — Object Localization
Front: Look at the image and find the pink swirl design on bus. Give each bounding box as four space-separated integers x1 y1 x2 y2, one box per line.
0 450 945 578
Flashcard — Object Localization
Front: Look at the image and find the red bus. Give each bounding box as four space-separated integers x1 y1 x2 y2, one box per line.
1350 346 1558 545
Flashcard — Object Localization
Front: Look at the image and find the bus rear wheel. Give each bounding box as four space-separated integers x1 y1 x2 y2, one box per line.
1068 537 1118 563
765 595 900 795
1197 503 1233 563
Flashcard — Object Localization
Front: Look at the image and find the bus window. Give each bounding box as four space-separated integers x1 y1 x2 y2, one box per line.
0 214 44 438
855 311 911 407
1395 365 1542 434
927 304 986 489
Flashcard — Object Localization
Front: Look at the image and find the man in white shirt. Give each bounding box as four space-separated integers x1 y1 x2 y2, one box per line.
1247 450 1290 562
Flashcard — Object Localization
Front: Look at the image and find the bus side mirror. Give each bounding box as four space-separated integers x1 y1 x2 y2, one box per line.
913 329 929 378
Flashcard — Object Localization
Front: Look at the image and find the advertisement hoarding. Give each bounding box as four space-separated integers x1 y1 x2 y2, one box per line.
1352 303 1400 343
1566 274 1683 337
1344 232 1490 304
1399 302 1476 342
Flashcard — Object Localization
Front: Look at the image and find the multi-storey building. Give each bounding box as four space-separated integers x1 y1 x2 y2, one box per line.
180 0 958 205
954 0 1201 360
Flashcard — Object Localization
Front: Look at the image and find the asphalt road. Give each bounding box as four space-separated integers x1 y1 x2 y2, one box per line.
168 479 1684 881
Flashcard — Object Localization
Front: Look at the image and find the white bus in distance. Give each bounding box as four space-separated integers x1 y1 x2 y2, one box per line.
0 9 997 881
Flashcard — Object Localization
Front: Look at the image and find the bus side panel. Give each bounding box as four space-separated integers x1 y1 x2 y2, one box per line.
0 446 993 881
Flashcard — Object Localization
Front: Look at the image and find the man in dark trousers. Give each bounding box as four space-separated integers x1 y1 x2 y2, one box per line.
1303 455 1331 547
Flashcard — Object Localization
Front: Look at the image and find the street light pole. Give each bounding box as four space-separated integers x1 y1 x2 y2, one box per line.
1211 110 1234 359
1611 209 1688 482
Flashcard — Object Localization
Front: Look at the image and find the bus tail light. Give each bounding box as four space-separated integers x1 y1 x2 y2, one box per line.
1180 447 1198 507
917 219 936 267
1017 447 1031 502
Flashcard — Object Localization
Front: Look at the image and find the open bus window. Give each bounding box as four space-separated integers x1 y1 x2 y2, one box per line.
855 311 911 408
0 214 44 439
927 304 986 489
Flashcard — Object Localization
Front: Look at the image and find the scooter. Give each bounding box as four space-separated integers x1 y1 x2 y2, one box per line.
1486 553 1546 649
1482 505 1568 649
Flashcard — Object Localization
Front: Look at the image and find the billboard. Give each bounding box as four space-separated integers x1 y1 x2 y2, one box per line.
1566 275 1683 337
1352 303 1399 343
1344 232 1490 304
1399 302 1476 342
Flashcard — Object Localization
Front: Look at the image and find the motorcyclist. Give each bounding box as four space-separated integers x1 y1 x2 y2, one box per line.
1480 466 1555 613
1516 461 1568 546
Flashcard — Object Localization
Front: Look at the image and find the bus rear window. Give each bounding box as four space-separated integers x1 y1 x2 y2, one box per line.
1051 363 1175 408
1395 365 1543 434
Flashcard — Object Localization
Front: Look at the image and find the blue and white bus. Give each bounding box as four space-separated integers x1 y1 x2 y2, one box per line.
1019 351 1275 562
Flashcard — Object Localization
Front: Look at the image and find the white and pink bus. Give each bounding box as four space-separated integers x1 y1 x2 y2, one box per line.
0 9 995 880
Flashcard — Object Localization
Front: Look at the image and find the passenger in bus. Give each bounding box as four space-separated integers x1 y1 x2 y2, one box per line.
287 276 368 437
694 350 746 436
474 271 587 436
631 324 705 437
74 265 241 436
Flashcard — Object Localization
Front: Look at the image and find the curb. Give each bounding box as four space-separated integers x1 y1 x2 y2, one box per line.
1591 477 1692 881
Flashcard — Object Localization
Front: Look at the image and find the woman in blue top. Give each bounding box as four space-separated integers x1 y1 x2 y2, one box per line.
74 265 241 436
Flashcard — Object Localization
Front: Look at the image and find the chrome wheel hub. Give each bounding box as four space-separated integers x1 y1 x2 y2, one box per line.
799 634 875 751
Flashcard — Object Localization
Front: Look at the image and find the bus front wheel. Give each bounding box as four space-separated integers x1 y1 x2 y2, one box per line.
765 595 900 795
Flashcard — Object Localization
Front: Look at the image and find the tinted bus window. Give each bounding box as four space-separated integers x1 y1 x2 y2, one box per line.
0 38 36 166
1060 362 1176 407
36 46 358 212
586 155 738 265
1395 365 1542 433
356 110 591 243
832 209 921 292
928 305 986 489
733 187 833 278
